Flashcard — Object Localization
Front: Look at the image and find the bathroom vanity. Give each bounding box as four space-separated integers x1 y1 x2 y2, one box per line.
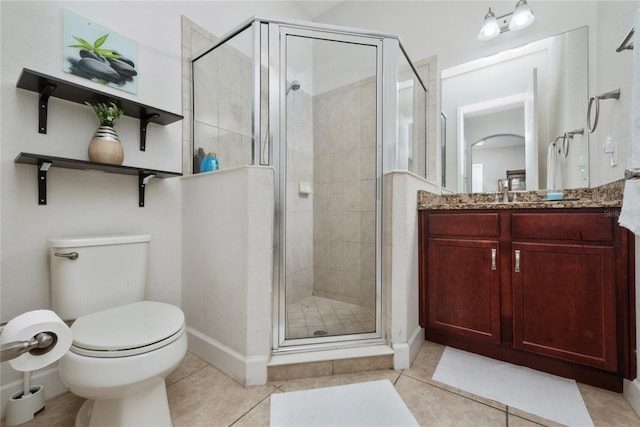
417 182 635 392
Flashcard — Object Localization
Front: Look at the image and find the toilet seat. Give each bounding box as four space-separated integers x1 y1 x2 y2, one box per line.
70 301 185 358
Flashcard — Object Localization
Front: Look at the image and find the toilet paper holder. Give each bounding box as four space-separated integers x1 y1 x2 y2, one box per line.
0 332 55 425
0 332 55 363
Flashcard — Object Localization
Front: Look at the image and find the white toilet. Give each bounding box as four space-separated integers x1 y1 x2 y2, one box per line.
49 234 187 427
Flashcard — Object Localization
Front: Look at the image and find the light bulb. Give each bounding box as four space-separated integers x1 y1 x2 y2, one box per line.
477 8 500 41
509 0 535 31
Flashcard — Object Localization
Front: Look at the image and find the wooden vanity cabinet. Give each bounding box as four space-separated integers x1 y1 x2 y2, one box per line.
418 208 635 391
511 212 621 372
424 212 502 344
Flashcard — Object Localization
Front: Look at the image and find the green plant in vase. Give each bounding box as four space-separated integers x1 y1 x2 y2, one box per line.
86 101 124 127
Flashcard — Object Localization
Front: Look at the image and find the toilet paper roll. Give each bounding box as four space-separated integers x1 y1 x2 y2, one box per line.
1 310 72 372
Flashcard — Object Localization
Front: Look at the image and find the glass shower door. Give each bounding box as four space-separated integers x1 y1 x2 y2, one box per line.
276 27 382 347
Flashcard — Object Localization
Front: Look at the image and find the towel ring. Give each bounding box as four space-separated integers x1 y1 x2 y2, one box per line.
587 89 620 133
561 129 584 158
561 132 570 158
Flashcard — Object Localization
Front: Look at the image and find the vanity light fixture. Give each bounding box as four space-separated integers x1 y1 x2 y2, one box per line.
477 0 536 41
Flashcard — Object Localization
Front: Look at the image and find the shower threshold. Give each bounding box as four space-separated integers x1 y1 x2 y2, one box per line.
268 342 393 381
271 337 390 357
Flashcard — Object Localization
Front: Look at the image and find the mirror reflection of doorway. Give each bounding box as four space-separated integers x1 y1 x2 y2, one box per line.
461 99 531 193
470 133 525 193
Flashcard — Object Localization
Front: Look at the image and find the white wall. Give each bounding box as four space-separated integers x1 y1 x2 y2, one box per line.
385 171 439 369
591 1 638 187
181 167 274 386
318 2 596 71
592 0 640 412
0 0 310 411
474 145 526 193
0 1 186 403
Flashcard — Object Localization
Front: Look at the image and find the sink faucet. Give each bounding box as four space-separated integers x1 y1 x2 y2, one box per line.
499 179 509 202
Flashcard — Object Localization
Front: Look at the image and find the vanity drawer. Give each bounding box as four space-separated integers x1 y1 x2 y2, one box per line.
511 212 614 241
427 212 500 237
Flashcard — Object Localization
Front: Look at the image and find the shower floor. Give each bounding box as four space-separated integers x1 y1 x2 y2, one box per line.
286 296 376 339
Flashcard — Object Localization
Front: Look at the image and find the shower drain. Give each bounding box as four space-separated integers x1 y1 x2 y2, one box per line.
313 330 328 336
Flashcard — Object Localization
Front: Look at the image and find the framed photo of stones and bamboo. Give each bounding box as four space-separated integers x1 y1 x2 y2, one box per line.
63 9 138 94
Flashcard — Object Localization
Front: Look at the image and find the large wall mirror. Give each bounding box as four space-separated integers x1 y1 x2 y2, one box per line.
441 26 588 194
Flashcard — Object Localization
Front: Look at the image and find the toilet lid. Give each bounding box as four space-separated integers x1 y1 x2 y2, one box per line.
70 301 184 356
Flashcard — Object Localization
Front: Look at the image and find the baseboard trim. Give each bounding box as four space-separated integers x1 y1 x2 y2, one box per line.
392 325 424 369
0 366 68 420
408 325 425 365
624 378 640 417
186 327 268 386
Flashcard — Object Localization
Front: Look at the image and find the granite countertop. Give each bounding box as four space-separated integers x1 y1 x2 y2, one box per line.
417 180 624 210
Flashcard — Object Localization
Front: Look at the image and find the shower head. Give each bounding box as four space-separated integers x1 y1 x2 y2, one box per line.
287 80 301 94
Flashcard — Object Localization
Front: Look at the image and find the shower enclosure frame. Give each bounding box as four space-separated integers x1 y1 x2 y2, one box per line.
191 16 428 355
272 23 385 352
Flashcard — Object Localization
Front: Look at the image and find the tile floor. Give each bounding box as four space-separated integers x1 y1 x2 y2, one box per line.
286 296 375 339
6 341 640 427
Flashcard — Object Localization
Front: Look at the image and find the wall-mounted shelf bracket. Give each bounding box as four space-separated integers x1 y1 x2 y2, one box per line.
17 68 183 147
138 172 156 207
140 114 160 151
37 160 52 205
15 152 181 207
38 84 57 134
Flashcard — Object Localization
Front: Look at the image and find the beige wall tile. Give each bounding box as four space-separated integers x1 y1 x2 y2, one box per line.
268 361 333 382
332 355 393 374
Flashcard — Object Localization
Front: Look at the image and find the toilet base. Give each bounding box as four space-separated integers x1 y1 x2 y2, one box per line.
74 379 172 427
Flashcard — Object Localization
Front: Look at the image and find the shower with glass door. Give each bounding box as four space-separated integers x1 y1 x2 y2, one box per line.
191 17 427 353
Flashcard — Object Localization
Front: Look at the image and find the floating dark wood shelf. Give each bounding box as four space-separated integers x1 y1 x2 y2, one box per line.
16 68 183 150
15 152 182 207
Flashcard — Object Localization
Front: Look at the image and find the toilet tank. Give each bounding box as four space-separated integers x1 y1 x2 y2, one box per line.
49 234 151 320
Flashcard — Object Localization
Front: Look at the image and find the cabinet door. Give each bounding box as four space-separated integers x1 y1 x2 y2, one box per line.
427 238 501 343
512 242 617 372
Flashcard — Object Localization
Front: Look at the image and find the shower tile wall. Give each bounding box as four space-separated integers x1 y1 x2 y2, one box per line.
182 17 215 174
420 56 438 184
192 31 253 172
286 90 315 305
312 78 377 310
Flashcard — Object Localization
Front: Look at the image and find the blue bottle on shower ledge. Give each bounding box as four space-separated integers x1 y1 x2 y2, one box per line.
200 152 219 172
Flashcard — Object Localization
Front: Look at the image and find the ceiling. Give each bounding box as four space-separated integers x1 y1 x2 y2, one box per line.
295 1 343 19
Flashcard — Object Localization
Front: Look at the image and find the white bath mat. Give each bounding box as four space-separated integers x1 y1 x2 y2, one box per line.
270 379 419 426
433 347 593 427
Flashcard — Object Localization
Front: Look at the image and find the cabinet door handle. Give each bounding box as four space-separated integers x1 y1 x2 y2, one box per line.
514 250 521 272
491 248 497 270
